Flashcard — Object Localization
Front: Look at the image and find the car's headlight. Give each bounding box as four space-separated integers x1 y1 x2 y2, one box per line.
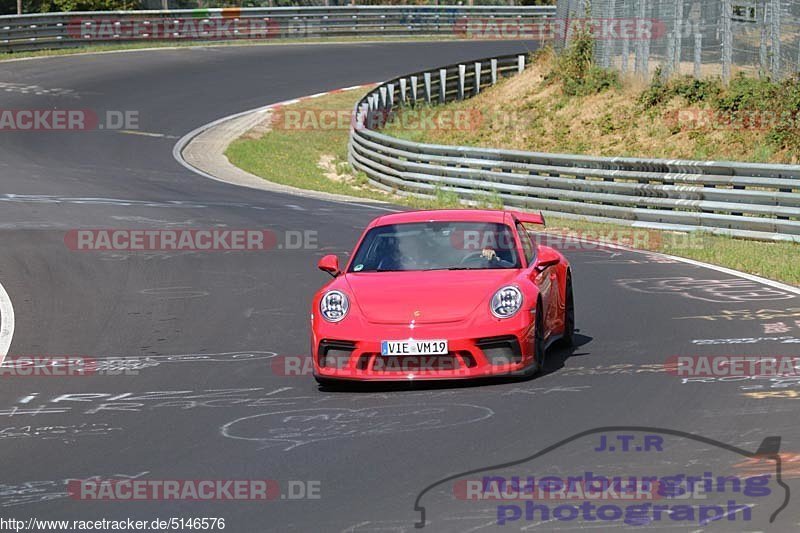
490 285 523 319
320 290 349 322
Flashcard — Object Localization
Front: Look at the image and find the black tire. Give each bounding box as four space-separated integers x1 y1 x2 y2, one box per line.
564 274 575 347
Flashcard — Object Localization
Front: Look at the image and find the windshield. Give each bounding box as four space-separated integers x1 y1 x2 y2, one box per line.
348 222 521 272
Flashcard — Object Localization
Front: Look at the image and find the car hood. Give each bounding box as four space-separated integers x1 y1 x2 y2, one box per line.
343 270 520 324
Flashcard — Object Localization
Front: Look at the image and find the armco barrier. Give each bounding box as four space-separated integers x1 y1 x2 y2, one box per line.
0 6 555 53
348 54 800 242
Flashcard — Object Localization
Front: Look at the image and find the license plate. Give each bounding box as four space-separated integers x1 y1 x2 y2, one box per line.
381 339 448 356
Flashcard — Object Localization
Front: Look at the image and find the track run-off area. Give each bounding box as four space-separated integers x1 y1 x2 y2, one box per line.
1 41 800 532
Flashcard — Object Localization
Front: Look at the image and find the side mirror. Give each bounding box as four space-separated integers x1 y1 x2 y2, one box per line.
534 246 561 271
318 254 341 278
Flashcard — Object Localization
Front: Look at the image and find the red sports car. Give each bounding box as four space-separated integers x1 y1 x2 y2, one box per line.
311 209 574 384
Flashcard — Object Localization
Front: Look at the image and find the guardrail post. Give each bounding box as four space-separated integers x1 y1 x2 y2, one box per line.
410 75 418 106
424 72 432 104
358 103 368 129
399 78 407 105
439 68 447 103
474 62 481 95
491 59 498 85
379 86 387 109
386 83 394 110
458 64 466 100
517 54 525 73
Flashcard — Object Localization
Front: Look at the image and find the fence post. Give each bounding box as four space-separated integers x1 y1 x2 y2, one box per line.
635 0 648 77
694 32 702 79
722 0 732 83
664 31 675 80
674 0 683 74
621 38 630 74
770 0 781 79
760 19 768 76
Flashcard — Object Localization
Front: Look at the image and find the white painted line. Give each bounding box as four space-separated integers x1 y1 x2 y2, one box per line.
0 280 15 364
117 129 179 139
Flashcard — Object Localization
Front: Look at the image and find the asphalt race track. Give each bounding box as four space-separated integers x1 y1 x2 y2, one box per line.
1 41 800 532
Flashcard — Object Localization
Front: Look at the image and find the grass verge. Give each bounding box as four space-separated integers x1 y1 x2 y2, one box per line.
226 75 800 286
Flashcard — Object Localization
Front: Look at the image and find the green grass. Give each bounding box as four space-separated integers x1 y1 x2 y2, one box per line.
226 90 464 210
227 83 800 287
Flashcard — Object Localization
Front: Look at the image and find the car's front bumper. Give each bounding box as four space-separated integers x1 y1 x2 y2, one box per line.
312 314 536 381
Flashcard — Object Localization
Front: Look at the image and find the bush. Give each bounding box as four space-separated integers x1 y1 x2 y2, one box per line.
548 26 619 97
639 71 722 109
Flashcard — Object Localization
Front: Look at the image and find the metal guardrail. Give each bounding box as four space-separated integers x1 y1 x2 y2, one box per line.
348 54 800 242
0 6 555 53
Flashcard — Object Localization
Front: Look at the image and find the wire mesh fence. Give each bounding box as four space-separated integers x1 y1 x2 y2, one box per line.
556 0 800 81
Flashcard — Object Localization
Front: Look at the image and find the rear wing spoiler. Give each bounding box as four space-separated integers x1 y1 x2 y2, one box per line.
510 211 546 227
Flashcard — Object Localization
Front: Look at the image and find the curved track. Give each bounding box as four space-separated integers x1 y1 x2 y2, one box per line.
1 42 799 531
